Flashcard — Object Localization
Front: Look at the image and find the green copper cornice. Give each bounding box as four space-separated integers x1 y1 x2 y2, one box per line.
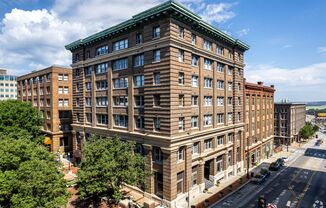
65 0 249 51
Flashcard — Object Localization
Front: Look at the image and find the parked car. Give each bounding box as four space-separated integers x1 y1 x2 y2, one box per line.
269 162 280 171
260 168 271 178
276 158 284 166
251 174 266 184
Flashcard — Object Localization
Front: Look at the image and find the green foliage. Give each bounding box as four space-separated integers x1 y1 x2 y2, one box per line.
0 137 69 208
0 100 44 142
299 122 319 140
78 136 148 203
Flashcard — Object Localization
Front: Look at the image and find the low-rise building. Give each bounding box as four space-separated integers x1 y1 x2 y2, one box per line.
17 66 73 154
0 69 17 100
244 81 275 168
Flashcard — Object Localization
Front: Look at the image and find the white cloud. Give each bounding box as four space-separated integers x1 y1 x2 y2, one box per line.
245 63 326 101
317 47 326 53
198 3 236 23
282 44 292 49
237 28 250 37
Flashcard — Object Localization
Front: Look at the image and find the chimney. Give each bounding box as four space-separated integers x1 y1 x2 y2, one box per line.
270 84 274 88
257 81 263 85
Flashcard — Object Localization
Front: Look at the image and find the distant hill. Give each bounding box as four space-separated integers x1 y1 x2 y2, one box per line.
306 101 326 106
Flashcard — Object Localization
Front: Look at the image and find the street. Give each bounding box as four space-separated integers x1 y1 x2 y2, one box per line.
211 130 326 208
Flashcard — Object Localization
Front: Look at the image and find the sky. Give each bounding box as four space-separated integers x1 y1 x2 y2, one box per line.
0 0 325 102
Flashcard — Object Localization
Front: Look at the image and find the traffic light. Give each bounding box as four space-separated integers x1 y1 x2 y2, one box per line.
258 196 266 208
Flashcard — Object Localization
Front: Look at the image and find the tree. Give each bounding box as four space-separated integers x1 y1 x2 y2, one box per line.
312 124 319 133
78 136 147 204
299 122 319 140
0 100 43 142
0 137 69 208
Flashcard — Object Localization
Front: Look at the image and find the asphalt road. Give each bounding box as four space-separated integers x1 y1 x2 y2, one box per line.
211 131 326 208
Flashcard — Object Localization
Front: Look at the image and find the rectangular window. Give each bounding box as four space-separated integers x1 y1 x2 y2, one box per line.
204 139 212 150
191 34 196 45
228 67 233 75
97 114 108 125
85 82 92 91
217 63 224 73
178 26 184 39
179 94 184 107
228 97 232 105
228 82 233 91
63 74 68 81
58 74 63 81
113 77 128 88
177 172 184 194
217 136 224 145
84 67 92 76
135 116 145 129
96 80 108 90
112 58 128 71
85 97 92 107
191 116 198 128
134 54 144 67
154 117 160 131
216 156 223 172
228 133 234 143
136 33 143 44
204 96 212 106
203 39 212 50
114 115 128 127
113 39 128 51
153 147 163 163
178 49 184 62
228 113 233 123
153 72 160 85
178 72 184 85
192 142 199 154
217 113 224 124
216 46 224 55
204 78 212 88
113 96 128 106
153 50 160 62
153 95 160 107
86 113 92 123
135 95 144 107
178 117 185 131
191 96 198 106
204 59 212 70
191 75 198 87
58 87 63 94
192 55 199 66
96 97 108 107
217 80 224 89
96 63 108 74
96 45 109 56
134 75 144 87
153 26 160 38
204 115 212 126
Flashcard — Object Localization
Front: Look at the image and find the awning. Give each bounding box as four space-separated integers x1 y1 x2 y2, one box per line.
44 137 52 145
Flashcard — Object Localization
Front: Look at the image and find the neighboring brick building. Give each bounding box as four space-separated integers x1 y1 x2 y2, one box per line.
244 81 275 169
17 66 73 154
0 69 17 100
274 102 306 145
65 1 249 207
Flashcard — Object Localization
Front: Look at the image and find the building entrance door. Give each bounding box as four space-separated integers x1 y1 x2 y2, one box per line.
204 160 211 180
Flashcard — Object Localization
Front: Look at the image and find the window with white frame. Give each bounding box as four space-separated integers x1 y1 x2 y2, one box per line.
134 54 144 67
84 67 92 76
97 114 108 125
179 117 185 131
153 50 160 62
217 97 224 106
96 97 108 107
135 95 144 107
113 39 128 51
153 95 160 107
217 63 224 73
217 80 224 89
228 97 232 105
217 113 224 124
192 55 199 66
192 142 199 154
96 45 108 56
134 75 144 87
192 166 198 186
114 115 128 127
96 80 108 90
177 172 184 194
178 49 184 62
203 39 212 50
113 77 128 88
113 96 128 106
228 113 233 122
153 147 163 163
154 117 160 131
228 67 233 75
178 26 184 38
112 58 128 71
178 72 184 85
191 96 198 106
228 133 234 143
177 147 184 162
96 63 108 74
86 113 92 124
228 82 233 91
63 87 68 94
216 156 223 172
204 77 212 88
85 82 92 91
153 26 160 38
135 116 145 129
204 59 212 70
216 46 224 55
85 97 92 107
191 116 198 128
204 115 212 126
179 94 184 107
191 75 198 87
204 138 212 150
58 87 63 94
191 34 196 45
204 96 212 106
217 135 224 145
136 33 143 44
153 72 160 85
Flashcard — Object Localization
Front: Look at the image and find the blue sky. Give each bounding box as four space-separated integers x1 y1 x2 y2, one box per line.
0 0 325 102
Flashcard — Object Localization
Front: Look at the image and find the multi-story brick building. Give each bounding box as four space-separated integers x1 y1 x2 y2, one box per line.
0 69 17 100
274 102 306 146
65 1 249 206
244 81 275 169
17 66 73 154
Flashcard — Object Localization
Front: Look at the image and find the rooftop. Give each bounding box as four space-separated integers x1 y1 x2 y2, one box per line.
65 0 249 51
